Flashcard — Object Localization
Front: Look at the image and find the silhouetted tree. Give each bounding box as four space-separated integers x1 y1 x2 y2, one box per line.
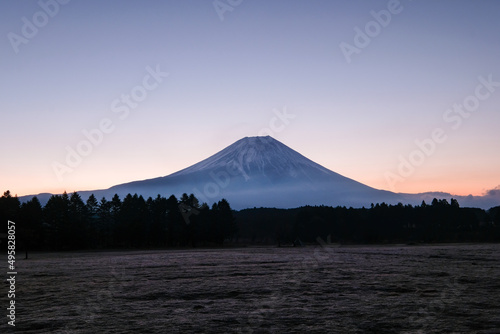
0 191 20 232
110 194 122 246
43 192 70 250
118 194 148 247
211 199 236 245
166 195 182 246
85 194 99 247
148 195 168 246
86 194 98 216
68 192 89 249
95 197 111 247
18 196 44 256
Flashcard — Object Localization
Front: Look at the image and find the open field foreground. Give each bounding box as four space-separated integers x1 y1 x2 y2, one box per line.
6 244 500 333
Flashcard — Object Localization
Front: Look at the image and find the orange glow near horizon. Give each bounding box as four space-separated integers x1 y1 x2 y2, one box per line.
2 136 498 200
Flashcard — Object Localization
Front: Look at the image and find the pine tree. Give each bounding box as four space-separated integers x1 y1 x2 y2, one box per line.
97 197 112 247
18 196 43 256
68 192 89 249
212 199 237 245
43 192 70 250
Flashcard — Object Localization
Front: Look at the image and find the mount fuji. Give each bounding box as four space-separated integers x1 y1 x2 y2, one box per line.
86 136 402 209
21 136 500 209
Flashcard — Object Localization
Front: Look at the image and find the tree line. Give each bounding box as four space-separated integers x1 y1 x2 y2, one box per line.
0 190 237 251
235 199 500 244
1 190 499 252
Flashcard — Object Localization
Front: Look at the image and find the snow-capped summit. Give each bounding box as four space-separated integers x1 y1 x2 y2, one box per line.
171 136 332 181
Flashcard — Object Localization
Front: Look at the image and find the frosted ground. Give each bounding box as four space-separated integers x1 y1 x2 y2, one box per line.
11 244 500 333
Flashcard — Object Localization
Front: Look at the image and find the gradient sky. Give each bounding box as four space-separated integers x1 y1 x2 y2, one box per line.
1 0 499 198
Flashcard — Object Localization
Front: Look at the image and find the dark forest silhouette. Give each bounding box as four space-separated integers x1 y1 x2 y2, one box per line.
237 200 500 245
0 190 237 251
1 190 499 252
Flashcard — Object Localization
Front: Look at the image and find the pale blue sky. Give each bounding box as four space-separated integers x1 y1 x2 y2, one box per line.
1 0 499 197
